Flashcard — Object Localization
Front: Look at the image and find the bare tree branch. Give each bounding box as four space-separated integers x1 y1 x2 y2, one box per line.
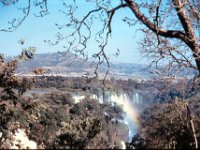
125 0 189 42
172 0 195 39
0 0 31 32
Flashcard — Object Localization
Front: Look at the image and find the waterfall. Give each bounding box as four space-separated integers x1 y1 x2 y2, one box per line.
110 93 139 141
131 91 142 104
73 94 85 104
72 90 142 142
135 92 139 104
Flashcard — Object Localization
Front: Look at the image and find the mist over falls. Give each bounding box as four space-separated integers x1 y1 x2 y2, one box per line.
72 89 144 142
27 87 144 143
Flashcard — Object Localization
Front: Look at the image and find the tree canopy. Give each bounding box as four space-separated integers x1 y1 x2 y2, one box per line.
1 1 200 149
1 0 200 78
1 0 200 101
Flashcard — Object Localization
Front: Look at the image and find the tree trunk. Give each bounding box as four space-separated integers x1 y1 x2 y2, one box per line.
186 104 198 149
125 0 200 73
193 47 200 75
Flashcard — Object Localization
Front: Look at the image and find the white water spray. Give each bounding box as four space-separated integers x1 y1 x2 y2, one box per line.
72 91 141 142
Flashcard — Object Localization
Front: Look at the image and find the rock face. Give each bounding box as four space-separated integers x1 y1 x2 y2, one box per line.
1 127 37 149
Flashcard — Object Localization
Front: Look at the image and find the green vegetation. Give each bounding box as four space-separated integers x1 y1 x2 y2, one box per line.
0 87 129 149
1 55 200 149
127 99 200 149
0 57 129 148
1 0 200 149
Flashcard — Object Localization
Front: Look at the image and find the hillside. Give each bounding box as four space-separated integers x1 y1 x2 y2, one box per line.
16 51 153 79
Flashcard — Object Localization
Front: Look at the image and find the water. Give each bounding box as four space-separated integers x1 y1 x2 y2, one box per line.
72 90 142 142
108 92 140 142
28 89 51 94
27 88 141 142
72 93 85 104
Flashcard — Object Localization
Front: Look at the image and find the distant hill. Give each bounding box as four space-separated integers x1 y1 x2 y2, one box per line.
15 51 149 78
16 51 197 79
17 51 96 73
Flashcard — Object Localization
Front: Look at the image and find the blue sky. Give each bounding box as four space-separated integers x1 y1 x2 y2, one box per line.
0 0 147 64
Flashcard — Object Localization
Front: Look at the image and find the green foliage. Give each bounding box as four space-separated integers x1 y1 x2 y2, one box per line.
0 53 4 61
0 47 35 103
128 100 200 149
0 59 19 103
17 39 36 61
19 47 36 61
0 85 129 149
52 117 104 149
18 38 25 45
